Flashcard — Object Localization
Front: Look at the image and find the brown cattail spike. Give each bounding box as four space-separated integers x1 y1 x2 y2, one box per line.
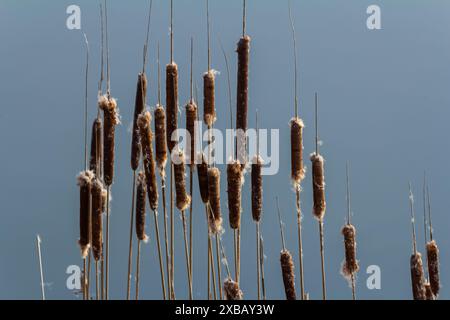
155 105 168 175
236 35 250 164
91 179 103 261
426 240 440 297
410 252 427 300
197 153 209 204
173 150 191 211
311 153 326 220
99 95 119 186
224 278 243 300
186 102 197 167
138 111 159 211
280 250 296 300
89 118 102 176
78 171 94 258
166 63 178 153
342 224 359 276
131 73 148 171
251 155 263 222
208 167 222 234
135 171 148 242
290 118 305 186
203 70 216 127
227 160 243 229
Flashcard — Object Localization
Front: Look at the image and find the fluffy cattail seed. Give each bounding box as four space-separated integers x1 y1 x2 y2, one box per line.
173 150 191 211
131 73 148 171
208 167 222 234
310 153 326 220
410 252 426 300
236 36 250 165
426 240 440 297
224 278 243 300
280 249 296 300
203 70 216 127
166 63 178 153
154 105 168 175
251 155 263 222
290 117 305 186
135 171 148 242
197 153 209 204
89 118 102 175
99 95 119 186
91 178 104 261
186 102 198 167
77 171 94 258
341 224 359 276
227 160 243 229
138 111 158 211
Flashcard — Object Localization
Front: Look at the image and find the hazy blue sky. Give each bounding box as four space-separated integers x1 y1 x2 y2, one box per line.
1 0 450 300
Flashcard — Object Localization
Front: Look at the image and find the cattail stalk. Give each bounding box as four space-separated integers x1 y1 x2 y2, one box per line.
36 235 45 300
135 172 147 300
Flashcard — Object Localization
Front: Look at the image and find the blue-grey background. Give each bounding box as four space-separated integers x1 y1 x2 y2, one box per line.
1 0 449 300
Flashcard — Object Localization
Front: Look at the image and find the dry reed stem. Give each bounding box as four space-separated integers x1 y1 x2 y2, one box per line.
135 171 148 242
410 252 427 300
290 117 305 186
203 70 216 127
426 240 440 297
131 73 148 170
99 95 119 186
341 224 359 276
251 155 263 222
208 167 223 234
227 160 243 229
236 36 250 166
310 153 326 220
173 151 191 211
89 118 102 175
186 102 198 167
155 105 168 175
224 278 243 300
166 63 178 153
126 171 136 300
91 179 104 261
197 153 209 203
280 249 296 300
78 171 94 258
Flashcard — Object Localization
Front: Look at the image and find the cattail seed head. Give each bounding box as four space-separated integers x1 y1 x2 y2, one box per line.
89 118 102 175
290 117 305 186
99 95 120 186
341 224 359 277
426 240 440 297
236 36 250 166
154 105 168 176
251 155 263 222
77 170 94 258
208 167 222 234
138 111 159 211
186 101 198 167
425 282 435 300
410 252 427 300
173 150 191 211
166 63 178 153
91 178 104 261
280 249 296 300
131 73 148 171
310 153 326 220
101 187 108 214
135 171 148 242
224 278 243 300
203 70 216 127
197 153 209 204
227 160 243 229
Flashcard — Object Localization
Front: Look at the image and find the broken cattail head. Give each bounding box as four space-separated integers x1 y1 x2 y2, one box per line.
426 240 440 297
290 117 305 187
186 101 198 167
280 249 296 300
154 105 168 176
173 150 191 211
138 111 159 211
135 171 149 242
251 155 263 222
197 152 209 204
224 278 243 300
341 224 359 277
310 153 326 220
410 252 426 300
208 167 223 234
99 95 120 186
227 160 243 229
89 118 102 175
166 63 178 153
91 178 103 261
203 70 216 127
77 170 94 258
131 72 148 171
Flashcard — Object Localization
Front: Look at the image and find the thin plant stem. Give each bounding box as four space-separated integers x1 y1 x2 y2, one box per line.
135 240 142 300
295 188 305 300
153 209 167 299
36 235 45 300
126 171 136 300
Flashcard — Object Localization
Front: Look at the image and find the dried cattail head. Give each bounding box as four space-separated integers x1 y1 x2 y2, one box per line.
223 278 243 300
310 153 326 220
251 155 263 222
138 111 159 211
77 170 94 258
154 105 168 176
425 282 435 300
89 118 102 175
426 240 440 297
203 70 216 127
280 249 296 300
227 160 243 229
341 224 359 277
290 117 305 186
166 63 178 153
135 171 148 242
236 36 250 166
185 101 198 167
91 178 104 261
208 167 223 234
99 95 120 186
196 152 209 204
131 73 148 171
101 186 108 214
410 252 426 300
173 150 191 211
